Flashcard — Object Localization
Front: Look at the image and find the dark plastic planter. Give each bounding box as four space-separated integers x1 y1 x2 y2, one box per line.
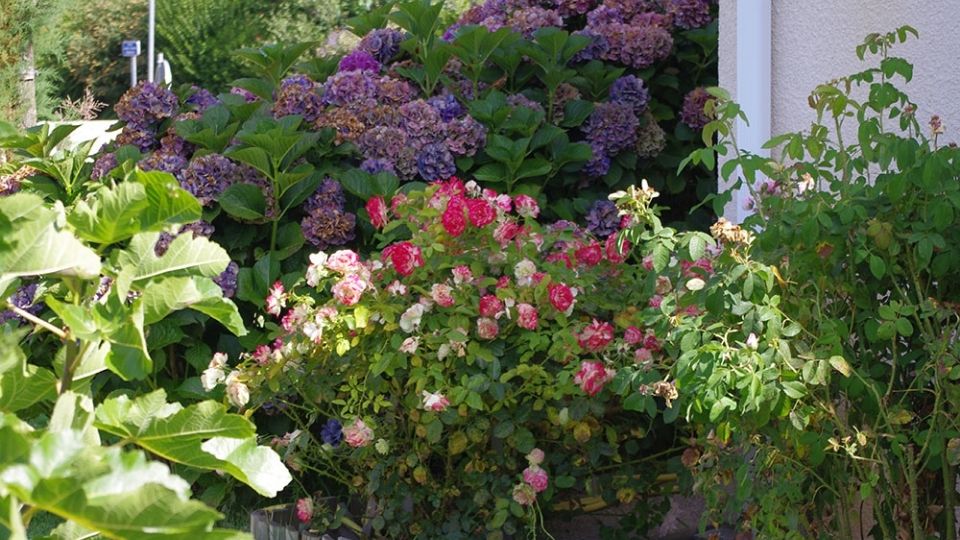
250 500 361 540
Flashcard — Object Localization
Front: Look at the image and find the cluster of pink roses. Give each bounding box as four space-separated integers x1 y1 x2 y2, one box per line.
513 448 549 506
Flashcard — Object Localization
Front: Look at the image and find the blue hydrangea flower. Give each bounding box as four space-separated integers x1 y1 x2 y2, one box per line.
214 261 239 298
320 419 343 446
427 94 464 122
583 102 639 155
338 50 381 73
91 153 118 181
180 154 240 206
0 283 40 324
115 82 179 128
322 70 378 107
609 75 650 115
360 158 396 175
584 143 611 178
273 75 324 123
585 200 620 237
358 28 405 63
186 86 219 112
416 143 456 181
301 207 357 249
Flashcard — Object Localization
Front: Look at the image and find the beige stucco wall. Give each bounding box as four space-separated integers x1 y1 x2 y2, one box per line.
720 1 960 145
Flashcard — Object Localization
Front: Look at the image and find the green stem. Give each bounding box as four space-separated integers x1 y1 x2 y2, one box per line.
906 445 923 540
944 452 956 540
7 303 67 339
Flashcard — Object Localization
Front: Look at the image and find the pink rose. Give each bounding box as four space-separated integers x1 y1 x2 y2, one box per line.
577 319 615 352
642 255 655 271
513 194 539 218
548 282 575 314
343 419 374 448
366 195 388 229
523 465 549 493
382 241 424 277
624 326 643 345
466 198 496 228
634 347 653 364
431 283 456 307
442 196 467 237
526 448 545 465
492 193 513 213
326 250 362 274
644 332 662 352
479 294 504 318
545 251 573 269
476 317 499 340
574 241 603 267
452 265 473 286
295 497 313 523
574 360 615 396
605 234 630 264
331 274 367 306
493 220 523 245
516 303 538 330
390 193 407 217
265 281 286 316
681 258 714 278
512 483 536 506
649 294 663 309
496 276 511 289
421 390 450 412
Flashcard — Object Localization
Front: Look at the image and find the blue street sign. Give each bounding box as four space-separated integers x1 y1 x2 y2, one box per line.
121 40 141 58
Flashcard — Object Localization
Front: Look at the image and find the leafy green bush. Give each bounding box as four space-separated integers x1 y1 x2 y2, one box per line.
674 26 960 539
0 121 292 537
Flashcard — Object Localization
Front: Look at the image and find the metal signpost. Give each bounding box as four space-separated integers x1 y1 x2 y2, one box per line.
121 40 141 88
147 0 156 82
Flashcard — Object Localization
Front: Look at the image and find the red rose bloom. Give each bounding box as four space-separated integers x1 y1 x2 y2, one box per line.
548 283 574 313
366 195 388 229
545 251 573 269
577 319 615 352
476 317 499 340
442 196 467 237
575 241 603 267
466 198 496 228
624 326 643 345
382 241 424 277
605 234 631 264
479 294 505 318
517 303 538 330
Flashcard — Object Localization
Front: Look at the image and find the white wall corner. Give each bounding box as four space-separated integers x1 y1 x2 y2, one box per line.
720 1 772 223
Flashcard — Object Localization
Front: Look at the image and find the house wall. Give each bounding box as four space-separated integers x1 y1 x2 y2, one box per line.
718 1 960 219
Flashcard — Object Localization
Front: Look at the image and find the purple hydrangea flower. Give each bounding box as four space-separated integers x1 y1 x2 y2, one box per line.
583 143 611 177
180 154 240 205
323 70 378 107
0 283 40 324
398 100 443 146
115 82 179 127
585 199 620 237
230 87 259 102
680 87 713 129
416 143 456 181
609 75 650 115
186 86 219 112
583 102 639 155
613 22 674 69
320 418 343 446
427 94 464 122
273 75 324 123
139 152 188 178
358 28 405 64
116 125 158 153
602 0 659 19
586 5 624 26
556 0 596 17
376 76 419 105
154 221 215 256
91 153 118 181
338 50 381 73
358 126 409 162
664 0 712 30
571 30 610 62
301 207 357 249
214 261 239 298
306 178 347 213
507 93 544 114
444 116 486 157
509 6 564 37
360 158 396 174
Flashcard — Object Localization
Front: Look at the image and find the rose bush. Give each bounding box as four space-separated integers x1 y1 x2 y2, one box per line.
202 177 719 538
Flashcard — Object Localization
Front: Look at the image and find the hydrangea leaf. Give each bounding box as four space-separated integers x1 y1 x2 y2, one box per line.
115 232 229 297
141 276 246 336
0 193 101 280
94 390 290 497
134 171 203 231
67 183 149 245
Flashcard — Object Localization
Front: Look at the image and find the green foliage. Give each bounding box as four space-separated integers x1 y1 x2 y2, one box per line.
0 160 289 536
678 26 960 539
